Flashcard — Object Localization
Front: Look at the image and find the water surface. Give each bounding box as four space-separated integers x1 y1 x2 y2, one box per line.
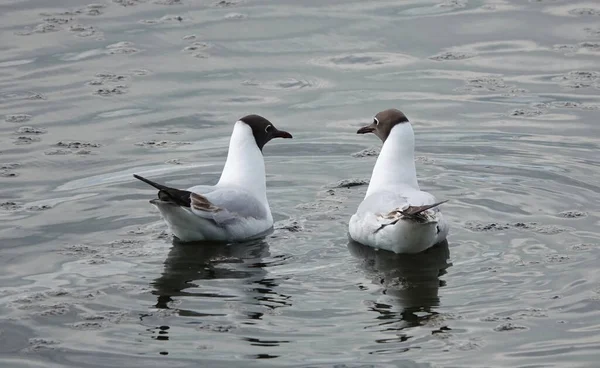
1 0 600 367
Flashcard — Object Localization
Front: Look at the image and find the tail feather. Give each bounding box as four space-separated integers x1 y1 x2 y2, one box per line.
133 174 192 207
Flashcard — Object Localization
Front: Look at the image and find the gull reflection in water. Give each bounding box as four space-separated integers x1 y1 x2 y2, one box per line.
348 239 451 335
151 237 292 320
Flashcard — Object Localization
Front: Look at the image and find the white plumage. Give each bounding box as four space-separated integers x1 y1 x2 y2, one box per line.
134 116 292 243
349 110 449 254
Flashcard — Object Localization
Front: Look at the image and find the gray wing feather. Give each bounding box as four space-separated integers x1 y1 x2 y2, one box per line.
204 189 267 219
358 190 437 215
190 187 267 226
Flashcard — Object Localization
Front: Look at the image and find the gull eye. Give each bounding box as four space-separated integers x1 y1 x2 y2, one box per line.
373 118 379 125
265 125 273 133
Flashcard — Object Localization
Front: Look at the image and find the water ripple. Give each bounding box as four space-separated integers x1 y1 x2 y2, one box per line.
1 0 600 366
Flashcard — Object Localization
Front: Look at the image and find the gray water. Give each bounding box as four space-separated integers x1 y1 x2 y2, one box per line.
1 0 600 367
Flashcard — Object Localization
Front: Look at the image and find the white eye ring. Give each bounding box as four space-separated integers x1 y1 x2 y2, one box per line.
265 125 273 133
373 117 379 125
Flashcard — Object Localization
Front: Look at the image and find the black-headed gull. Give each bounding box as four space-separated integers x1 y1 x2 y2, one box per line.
348 109 449 254
134 114 292 242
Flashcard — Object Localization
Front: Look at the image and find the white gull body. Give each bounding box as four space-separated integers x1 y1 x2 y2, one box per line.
159 122 271 241
348 122 449 254
135 117 292 243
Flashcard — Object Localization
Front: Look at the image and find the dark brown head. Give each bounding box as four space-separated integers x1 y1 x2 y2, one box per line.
239 114 293 150
357 109 409 142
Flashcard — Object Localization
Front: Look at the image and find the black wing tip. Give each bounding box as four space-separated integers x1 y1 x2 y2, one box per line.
133 173 191 208
133 174 164 191
133 173 149 183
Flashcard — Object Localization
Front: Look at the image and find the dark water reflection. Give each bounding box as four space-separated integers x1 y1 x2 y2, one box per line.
348 240 451 337
152 238 292 320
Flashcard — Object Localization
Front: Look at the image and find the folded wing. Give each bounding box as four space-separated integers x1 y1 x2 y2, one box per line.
134 174 268 228
358 189 437 215
357 189 447 232
190 187 268 226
